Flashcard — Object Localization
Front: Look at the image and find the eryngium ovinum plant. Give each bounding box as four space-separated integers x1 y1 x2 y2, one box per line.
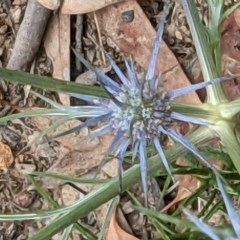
0 0 240 239
0 1 232 202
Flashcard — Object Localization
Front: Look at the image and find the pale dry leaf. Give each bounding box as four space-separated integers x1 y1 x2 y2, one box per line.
38 0 124 14
75 65 112 85
28 116 115 189
106 207 139 240
12 0 27 5
60 184 81 206
101 159 118 178
0 142 14 170
44 13 71 105
96 0 201 104
43 134 114 188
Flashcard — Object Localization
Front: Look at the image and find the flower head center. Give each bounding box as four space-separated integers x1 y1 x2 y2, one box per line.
110 84 172 138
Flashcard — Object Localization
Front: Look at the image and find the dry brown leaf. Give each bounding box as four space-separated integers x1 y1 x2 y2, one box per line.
27 116 114 188
161 169 198 213
106 207 139 240
0 142 14 170
160 158 198 213
222 11 240 62
44 13 71 105
96 0 201 104
38 0 124 14
161 155 224 213
222 55 240 100
221 8 240 100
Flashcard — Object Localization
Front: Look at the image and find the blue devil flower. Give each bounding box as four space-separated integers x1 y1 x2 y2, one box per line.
45 1 231 204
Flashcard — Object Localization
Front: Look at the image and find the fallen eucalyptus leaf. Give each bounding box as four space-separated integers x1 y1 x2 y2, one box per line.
38 0 124 14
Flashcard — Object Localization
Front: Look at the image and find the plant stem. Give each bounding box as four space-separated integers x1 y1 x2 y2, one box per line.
29 127 213 240
181 0 227 104
214 122 240 174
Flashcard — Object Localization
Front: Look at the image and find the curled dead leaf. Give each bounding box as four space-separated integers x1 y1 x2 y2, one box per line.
107 207 139 240
0 142 14 170
160 158 199 213
38 0 124 14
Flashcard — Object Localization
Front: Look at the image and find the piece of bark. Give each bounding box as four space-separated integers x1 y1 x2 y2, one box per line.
44 12 71 105
7 0 51 71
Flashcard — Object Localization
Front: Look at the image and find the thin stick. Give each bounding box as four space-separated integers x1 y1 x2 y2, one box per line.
93 11 106 66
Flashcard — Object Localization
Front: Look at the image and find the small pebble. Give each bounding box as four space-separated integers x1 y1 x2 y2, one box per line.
0 13 7 19
11 7 22 24
0 25 8 35
121 10 135 23
175 30 183 40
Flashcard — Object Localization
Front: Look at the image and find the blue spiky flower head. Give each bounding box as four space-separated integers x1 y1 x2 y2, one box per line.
44 1 231 204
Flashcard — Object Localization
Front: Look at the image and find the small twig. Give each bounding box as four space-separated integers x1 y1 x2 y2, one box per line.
7 0 51 71
93 11 106 66
75 14 83 72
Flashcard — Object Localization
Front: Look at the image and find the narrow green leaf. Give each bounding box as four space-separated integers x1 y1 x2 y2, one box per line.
0 109 72 123
28 176 59 208
61 225 74 240
29 171 111 184
0 68 107 97
220 2 240 23
214 121 240 174
181 0 227 103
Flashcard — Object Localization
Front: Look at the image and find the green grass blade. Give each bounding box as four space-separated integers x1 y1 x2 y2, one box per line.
29 171 111 184
0 68 107 98
0 109 71 123
181 0 227 103
215 122 240 174
61 225 74 240
28 175 59 208
134 206 197 230
220 2 240 23
73 223 97 240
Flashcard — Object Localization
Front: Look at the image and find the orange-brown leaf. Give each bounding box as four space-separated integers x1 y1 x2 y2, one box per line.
106 208 139 240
